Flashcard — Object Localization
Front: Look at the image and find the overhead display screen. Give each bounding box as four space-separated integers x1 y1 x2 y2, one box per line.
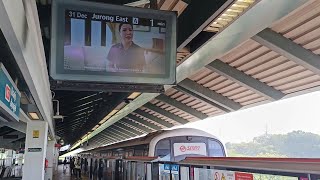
51 0 176 85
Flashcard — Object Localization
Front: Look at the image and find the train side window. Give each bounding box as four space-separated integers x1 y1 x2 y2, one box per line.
208 139 225 157
155 139 170 160
134 149 144 156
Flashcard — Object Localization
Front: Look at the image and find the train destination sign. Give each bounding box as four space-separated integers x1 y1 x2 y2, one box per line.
173 143 207 156
51 0 177 87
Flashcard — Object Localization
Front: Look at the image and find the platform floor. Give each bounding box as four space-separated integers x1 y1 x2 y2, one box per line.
53 165 90 180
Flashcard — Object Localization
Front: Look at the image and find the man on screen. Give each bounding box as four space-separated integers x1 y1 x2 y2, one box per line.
107 23 146 72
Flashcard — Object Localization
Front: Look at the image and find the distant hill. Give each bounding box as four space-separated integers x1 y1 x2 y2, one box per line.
226 130 320 158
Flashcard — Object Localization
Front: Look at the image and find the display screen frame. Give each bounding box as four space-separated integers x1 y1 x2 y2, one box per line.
50 0 176 85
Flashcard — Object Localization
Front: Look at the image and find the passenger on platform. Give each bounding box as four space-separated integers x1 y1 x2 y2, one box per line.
84 158 88 175
74 157 82 179
80 158 83 170
89 158 93 179
63 158 67 173
98 159 104 180
70 157 75 176
93 159 98 177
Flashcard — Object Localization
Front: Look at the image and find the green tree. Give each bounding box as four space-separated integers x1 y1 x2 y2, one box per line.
226 131 320 158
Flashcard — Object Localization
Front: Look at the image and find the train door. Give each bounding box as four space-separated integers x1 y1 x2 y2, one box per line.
106 159 113 179
93 158 98 179
103 159 108 180
90 158 93 179
146 163 152 180
136 162 146 180
98 159 105 180
115 159 123 180
159 164 180 180
124 161 135 180
159 164 170 180
171 164 179 180
124 161 149 180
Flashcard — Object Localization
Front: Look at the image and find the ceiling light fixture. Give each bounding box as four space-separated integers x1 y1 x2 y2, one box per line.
28 112 40 120
205 0 256 32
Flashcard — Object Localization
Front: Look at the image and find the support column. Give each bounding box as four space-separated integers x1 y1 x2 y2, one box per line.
23 121 48 180
45 141 56 180
53 144 59 175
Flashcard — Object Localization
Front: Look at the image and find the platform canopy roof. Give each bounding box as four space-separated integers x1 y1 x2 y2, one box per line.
34 0 320 151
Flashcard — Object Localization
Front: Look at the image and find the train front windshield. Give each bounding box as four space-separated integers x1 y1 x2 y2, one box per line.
154 136 225 161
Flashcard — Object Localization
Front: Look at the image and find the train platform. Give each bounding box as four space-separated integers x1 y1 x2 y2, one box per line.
53 165 89 180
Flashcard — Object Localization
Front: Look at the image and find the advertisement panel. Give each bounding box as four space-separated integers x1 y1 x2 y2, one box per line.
0 63 20 121
235 172 253 180
173 143 207 157
214 170 235 180
51 0 176 86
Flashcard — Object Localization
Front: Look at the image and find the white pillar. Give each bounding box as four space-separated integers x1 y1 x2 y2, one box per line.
23 121 48 180
53 145 59 174
45 141 55 180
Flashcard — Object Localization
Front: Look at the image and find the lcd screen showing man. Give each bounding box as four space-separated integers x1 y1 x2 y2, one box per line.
64 10 167 74
51 0 176 85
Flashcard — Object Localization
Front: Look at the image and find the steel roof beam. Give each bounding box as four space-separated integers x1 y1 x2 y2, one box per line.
178 79 242 111
62 104 97 116
253 28 320 76
94 134 114 144
0 127 17 136
98 131 119 142
100 130 122 141
57 118 87 127
93 130 115 142
72 92 129 144
173 86 231 113
92 138 109 146
10 136 26 143
58 114 94 126
56 123 83 130
110 125 137 137
60 94 102 109
103 129 126 140
88 138 104 146
1 121 26 134
206 59 285 101
134 109 173 128
89 136 105 144
155 94 208 119
113 123 143 136
177 0 231 50
61 102 100 116
108 127 133 139
144 103 189 124
120 119 152 133
127 114 161 131
100 138 113 145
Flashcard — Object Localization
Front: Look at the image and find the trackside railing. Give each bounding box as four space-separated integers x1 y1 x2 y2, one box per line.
81 156 320 180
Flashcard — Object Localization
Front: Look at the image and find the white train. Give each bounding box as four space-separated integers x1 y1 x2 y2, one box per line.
79 128 226 179
90 128 227 160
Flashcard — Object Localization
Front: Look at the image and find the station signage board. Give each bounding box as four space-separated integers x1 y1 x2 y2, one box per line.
28 148 42 152
173 143 207 156
0 63 20 121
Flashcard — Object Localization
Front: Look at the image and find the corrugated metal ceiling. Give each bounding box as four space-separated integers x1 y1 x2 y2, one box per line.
74 0 320 151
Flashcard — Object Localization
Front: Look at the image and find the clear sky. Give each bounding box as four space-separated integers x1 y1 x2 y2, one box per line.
171 91 320 144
